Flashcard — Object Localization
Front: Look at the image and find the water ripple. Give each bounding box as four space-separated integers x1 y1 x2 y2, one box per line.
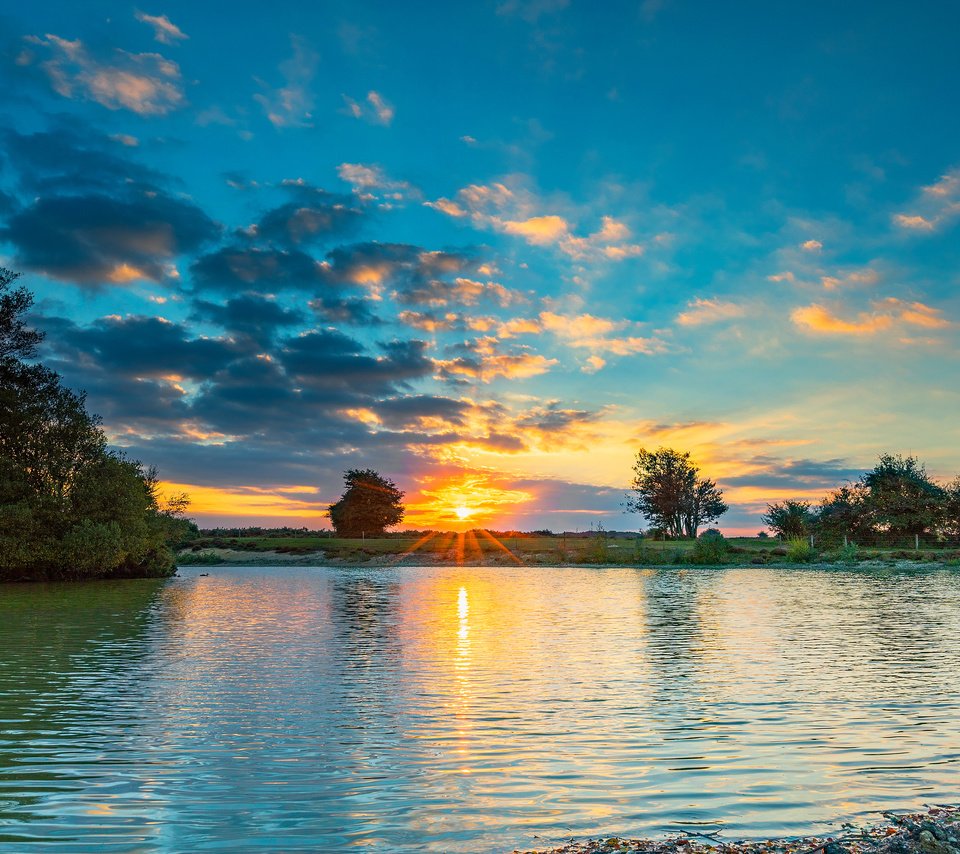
0 566 958 851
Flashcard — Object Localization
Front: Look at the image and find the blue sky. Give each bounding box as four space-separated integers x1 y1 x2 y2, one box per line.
2 0 959 531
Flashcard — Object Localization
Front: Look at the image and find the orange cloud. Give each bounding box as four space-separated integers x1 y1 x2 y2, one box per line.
791 303 893 335
792 299 951 336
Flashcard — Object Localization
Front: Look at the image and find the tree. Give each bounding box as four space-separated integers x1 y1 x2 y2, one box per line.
626 447 727 538
0 272 188 580
860 453 945 543
942 477 960 538
327 469 405 537
0 268 43 361
814 483 872 545
762 500 817 539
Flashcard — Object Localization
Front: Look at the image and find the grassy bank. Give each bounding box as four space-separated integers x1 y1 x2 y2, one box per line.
177 533 960 568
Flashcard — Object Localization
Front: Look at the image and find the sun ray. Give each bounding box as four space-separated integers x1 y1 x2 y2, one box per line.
477 528 522 564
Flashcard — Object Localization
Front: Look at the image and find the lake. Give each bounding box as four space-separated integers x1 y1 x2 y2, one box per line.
0 565 957 852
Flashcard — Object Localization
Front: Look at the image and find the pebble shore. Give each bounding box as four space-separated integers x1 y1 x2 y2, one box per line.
514 805 960 854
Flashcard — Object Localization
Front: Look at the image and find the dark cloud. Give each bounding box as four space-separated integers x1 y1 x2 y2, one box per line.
720 457 864 489
309 295 381 325
282 332 432 393
1 126 163 194
3 191 219 285
254 188 365 247
190 246 328 293
37 313 243 379
191 294 305 347
374 394 469 429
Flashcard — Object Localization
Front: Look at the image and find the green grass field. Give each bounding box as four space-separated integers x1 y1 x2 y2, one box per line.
178 532 960 566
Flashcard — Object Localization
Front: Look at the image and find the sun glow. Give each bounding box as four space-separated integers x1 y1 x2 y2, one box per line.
454 505 473 520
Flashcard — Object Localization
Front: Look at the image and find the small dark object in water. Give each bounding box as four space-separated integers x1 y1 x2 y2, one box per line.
199 572 210 577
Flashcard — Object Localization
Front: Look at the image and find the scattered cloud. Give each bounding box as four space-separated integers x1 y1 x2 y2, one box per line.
254 35 319 128
336 162 418 203
342 90 394 125
676 298 746 326
23 33 184 115
427 181 643 260
539 311 667 356
791 298 951 337
892 168 960 233
134 11 188 45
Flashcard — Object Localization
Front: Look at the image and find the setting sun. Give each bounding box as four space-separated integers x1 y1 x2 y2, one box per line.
454 505 473 520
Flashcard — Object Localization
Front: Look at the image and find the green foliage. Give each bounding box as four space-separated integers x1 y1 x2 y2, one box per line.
785 537 816 563
690 529 731 564
762 500 816 539
833 542 860 564
815 484 872 545
626 447 727 539
327 468 405 537
861 453 945 540
0 273 186 581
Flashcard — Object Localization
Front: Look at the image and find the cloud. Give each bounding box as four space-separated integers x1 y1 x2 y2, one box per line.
190 246 329 293
191 294 305 347
791 299 951 337
135 11 188 45
437 337 556 382
254 35 318 128
342 90 394 125
892 168 960 233
253 186 366 247
800 239 822 252
336 162 418 203
676 298 745 326
3 190 219 286
23 33 184 115
1 126 162 194
427 181 642 260
820 268 879 290
539 311 667 356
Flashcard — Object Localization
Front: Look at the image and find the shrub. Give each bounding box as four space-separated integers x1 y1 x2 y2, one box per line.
785 537 816 563
691 530 731 564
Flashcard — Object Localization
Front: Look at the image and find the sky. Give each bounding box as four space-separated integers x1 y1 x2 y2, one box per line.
2 0 959 533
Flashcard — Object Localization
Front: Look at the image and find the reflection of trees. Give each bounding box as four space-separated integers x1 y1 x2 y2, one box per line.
0 579 165 827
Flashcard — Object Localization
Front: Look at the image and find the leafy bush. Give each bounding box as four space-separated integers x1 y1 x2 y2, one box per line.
690 530 731 564
835 542 859 564
785 537 816 563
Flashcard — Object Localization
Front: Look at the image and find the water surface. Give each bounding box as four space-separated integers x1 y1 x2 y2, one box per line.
0 565 957 852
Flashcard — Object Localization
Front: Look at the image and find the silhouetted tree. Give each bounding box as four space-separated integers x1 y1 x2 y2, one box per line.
327 469 405 537
626 447 727 538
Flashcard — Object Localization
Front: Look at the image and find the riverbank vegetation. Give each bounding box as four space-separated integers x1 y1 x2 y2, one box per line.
176 527 960 567
764 453 960 549
0 271 193 581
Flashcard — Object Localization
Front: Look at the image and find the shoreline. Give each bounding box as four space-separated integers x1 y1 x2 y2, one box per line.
513 805 960 854
176 547 956 571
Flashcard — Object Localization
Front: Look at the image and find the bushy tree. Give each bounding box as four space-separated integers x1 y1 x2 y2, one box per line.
0 271 188 580
327 469 405 537
942 478 960 538
861 453 945 541
814 484 872 545
626 447 727 538
762 500 817 539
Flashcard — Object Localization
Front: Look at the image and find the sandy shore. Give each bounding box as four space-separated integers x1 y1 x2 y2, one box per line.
513 806 959 854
